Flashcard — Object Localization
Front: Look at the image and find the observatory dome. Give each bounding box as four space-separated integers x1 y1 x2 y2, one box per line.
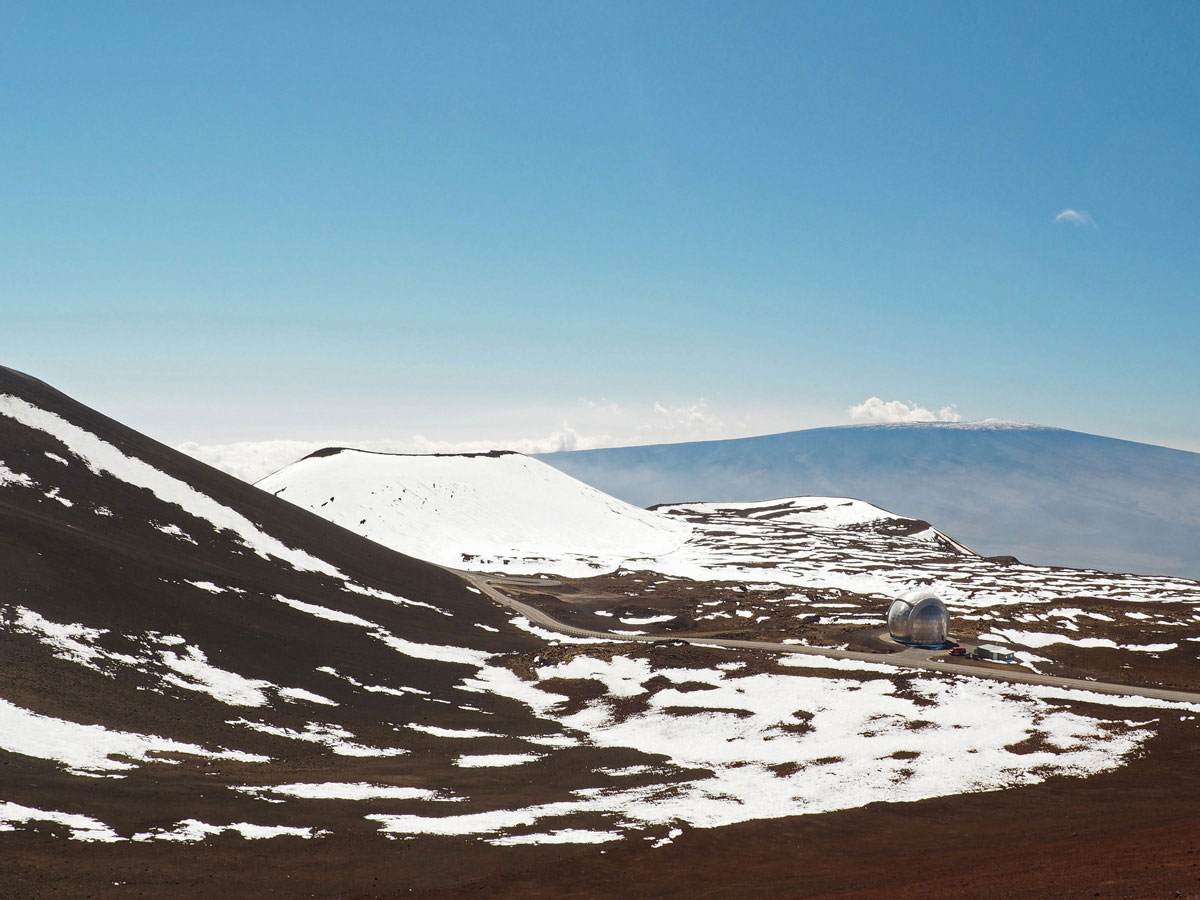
888 591 949 647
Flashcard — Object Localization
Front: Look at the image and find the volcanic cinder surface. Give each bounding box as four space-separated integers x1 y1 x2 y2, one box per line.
5 366 1200 900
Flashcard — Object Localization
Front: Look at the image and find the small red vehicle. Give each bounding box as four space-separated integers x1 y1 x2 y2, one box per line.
948 646 967 657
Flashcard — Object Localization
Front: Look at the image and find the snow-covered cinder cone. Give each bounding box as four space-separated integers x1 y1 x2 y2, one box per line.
257 449 691 576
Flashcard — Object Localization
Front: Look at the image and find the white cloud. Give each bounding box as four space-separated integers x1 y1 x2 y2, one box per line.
847 397 962 424
1054 209 1096 228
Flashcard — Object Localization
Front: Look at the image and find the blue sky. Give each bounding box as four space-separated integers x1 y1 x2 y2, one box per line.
3 1 1198 468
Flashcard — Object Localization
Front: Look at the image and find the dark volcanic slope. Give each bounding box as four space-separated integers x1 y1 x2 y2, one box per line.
538 421 1200 579
0 366 683 897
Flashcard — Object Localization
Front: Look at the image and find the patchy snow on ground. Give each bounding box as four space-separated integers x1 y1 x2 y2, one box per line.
980 629 1179 653
227 719 408 758
612 498 1200 661
0 460 36 487
340 580 449 615
486 828 622 846
0 802 123 842
256 449 691 577
131 820 324 842
620 614 676 625
407 724 503 739
5 604 337 709
0 802 324 843
357 648 1188 844
7 605 139 671
159 645 278 707
273 594 491 667
154 522 197 543
0 697 267 776
186 580 225 594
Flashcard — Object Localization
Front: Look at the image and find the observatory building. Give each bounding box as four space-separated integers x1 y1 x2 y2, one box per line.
887 591 949 647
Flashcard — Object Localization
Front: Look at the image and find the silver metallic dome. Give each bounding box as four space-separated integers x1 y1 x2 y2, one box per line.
888 591 949 646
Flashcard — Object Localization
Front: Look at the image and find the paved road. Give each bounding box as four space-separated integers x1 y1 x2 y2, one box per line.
458 570 1200 706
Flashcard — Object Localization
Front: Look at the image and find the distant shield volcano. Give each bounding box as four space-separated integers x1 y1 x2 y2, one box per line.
537 421 1200 579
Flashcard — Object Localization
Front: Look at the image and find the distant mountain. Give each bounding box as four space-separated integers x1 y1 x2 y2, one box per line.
257 448 691 576
538 422 1200 579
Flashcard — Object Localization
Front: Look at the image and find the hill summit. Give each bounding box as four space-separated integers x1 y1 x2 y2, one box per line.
257 447 691 576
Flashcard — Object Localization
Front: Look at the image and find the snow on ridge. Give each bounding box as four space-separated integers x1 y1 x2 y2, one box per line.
0 394 341 577
655 496 975 555
657 496 904 529
850 419 1045 431
257 449 692 577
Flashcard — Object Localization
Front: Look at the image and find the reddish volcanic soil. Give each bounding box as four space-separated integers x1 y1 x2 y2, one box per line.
408 716 1200 900
7 720 1200 900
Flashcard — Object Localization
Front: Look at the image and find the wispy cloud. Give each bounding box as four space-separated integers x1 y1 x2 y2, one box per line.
650 399 724 434
1054 208 1096 228
847 397 962 424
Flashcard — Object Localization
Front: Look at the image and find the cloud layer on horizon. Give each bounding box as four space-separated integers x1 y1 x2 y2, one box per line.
176 398 792 483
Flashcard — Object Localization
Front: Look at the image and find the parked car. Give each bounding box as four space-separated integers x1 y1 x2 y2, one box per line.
948 646 967 657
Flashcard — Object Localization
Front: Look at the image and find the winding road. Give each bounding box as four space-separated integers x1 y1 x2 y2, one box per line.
457 570 1200 706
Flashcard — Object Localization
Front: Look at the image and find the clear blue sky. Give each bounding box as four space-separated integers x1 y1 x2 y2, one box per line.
3 1 1198 455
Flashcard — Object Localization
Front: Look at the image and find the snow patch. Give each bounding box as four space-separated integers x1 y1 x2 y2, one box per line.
0 697 267 776
0 802 122 842
455 753 542 768
233 782 446 802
